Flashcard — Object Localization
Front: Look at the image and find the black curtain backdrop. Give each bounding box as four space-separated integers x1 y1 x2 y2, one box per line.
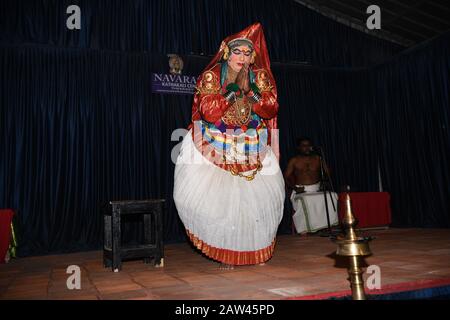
0 0 402 67
0 1 449 256
372 35 450 228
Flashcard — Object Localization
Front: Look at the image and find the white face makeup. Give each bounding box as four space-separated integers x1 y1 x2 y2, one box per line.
227 45 252 72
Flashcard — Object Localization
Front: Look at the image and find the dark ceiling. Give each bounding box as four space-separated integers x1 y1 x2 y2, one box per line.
295 0 450 47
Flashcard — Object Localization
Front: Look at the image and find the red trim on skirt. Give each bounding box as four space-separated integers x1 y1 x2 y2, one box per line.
186 229 276 265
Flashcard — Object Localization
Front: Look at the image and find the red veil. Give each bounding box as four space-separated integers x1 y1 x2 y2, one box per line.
203 22 275 83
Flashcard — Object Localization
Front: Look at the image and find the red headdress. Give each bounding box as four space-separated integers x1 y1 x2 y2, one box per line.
202 22 275 84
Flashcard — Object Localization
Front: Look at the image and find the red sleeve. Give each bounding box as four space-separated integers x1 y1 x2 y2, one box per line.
198 94 230 123
250 68 279 120
191 67 230 124
252 91 279 119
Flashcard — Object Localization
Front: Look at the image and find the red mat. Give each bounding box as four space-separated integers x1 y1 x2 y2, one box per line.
0 209 14 263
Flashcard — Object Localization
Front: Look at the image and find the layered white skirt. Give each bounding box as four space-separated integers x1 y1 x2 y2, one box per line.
173 129 285 265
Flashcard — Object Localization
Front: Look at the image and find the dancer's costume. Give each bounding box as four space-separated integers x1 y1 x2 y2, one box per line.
173 23 285 265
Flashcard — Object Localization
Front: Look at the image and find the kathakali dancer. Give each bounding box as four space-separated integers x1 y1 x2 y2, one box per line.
173 23 285 268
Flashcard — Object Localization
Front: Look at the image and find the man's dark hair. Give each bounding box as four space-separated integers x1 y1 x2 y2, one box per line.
296 136 313 147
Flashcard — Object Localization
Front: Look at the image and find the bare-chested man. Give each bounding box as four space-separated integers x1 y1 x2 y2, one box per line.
284 137 338 235
284 137 327 193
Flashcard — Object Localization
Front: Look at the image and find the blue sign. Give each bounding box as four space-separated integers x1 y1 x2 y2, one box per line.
151 73 197 95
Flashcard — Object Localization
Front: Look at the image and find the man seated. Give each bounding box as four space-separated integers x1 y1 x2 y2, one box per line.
284 137 339 235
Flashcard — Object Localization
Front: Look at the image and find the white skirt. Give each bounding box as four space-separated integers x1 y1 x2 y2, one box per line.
173 129 285 265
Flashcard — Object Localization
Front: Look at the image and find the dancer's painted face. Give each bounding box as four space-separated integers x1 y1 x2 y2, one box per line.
227 45 252 72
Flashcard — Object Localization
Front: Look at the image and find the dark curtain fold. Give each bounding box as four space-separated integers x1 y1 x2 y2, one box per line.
0 45 208 255
0 0 402 67
276 65 379 193
372 34 450 228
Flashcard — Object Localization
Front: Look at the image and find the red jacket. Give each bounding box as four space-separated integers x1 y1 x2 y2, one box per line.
188 63 280 173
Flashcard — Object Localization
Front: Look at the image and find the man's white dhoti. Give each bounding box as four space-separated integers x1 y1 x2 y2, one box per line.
290 183 339 233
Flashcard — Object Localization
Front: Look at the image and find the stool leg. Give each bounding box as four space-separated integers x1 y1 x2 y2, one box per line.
155 204 164 268
104 215 112 268
104 257 112 268
112 207 121 272
143 213 152 265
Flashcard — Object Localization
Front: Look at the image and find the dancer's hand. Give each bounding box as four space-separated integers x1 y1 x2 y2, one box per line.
236 63 250 93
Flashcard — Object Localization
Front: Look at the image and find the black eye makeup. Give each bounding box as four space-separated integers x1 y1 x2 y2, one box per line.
231 48 252 56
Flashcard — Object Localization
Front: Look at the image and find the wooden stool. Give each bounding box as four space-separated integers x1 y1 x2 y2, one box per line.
102 199 165 272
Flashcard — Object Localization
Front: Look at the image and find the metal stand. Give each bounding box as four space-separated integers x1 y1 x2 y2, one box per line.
315 146 340 238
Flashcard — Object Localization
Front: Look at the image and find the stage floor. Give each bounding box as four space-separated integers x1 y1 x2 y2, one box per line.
1 228 449 300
